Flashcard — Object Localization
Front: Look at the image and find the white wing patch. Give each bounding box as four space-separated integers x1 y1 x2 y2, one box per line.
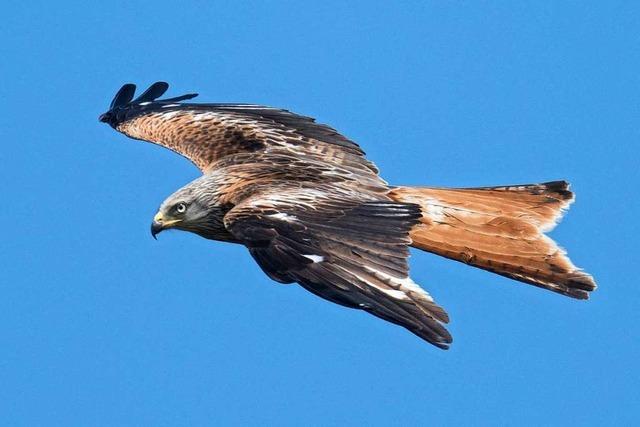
303 254 325 263
363 266 435 303
333 263 434 303
380 288 410 300
268 212 298 222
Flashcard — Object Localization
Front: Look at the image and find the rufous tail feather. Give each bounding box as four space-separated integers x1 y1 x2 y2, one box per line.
388 181 596 299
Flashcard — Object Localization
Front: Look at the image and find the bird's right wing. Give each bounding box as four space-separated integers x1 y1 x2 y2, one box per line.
223 189 453 349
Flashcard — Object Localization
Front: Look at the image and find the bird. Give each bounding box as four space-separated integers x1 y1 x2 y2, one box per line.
99 81 596 349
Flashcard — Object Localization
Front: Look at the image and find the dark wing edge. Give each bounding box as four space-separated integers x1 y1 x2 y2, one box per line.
224 193 453 349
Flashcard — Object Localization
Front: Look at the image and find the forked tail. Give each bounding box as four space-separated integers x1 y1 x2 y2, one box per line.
388 181 596 299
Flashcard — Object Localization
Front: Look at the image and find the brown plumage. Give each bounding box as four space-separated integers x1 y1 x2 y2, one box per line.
389 182 595 299
99 82 596 349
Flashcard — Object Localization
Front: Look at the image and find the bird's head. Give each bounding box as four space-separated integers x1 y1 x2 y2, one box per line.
151 176 232 241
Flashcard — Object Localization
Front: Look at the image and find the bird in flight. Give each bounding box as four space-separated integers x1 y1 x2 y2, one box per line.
99 82 596 349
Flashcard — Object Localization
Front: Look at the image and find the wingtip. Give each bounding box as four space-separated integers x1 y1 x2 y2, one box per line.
109 83 137 109
101 81 202 126
433 336 453 350
160 92 199 103
132 81 170 103
106 81 200 108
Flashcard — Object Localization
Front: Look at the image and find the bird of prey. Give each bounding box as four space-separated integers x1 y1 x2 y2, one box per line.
99 82 596 349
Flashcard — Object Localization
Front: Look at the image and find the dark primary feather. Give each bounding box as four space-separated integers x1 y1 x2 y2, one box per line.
108 83 136 109
224 190 453 349
160 93 199 103
131 81 169 103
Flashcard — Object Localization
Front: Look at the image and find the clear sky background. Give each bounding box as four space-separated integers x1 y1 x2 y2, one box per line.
1 1 638 425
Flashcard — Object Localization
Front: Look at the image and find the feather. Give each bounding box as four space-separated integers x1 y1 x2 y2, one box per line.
389 182 596 299
159 93 199 103
108 83 136 109
131 81 169 103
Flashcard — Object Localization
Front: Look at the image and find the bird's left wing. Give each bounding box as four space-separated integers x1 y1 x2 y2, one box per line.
100 82 378 178
223 188 453 349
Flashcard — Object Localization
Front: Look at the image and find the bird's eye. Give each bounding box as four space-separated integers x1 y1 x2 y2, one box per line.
175 203 187 214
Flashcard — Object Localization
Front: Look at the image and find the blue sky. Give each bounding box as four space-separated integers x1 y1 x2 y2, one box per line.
1 1 638 425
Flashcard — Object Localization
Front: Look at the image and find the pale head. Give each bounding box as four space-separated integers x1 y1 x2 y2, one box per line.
150 175 233 241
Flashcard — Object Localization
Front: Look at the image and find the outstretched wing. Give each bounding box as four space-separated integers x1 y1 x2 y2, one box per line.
99 82 379 179
224 188 453 349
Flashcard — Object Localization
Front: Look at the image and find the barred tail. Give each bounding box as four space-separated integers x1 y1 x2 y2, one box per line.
388 181 596 299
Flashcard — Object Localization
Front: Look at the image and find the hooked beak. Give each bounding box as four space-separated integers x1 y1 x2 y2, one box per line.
151 212 182 239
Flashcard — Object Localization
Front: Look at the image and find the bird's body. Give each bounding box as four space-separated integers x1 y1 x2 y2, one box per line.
100 82 596 349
